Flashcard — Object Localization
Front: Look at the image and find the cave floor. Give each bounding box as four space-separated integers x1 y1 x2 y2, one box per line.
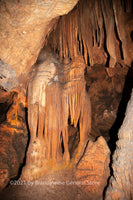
0 168 102 200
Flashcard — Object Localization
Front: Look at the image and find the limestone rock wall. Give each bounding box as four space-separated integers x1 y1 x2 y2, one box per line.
105 89 133 200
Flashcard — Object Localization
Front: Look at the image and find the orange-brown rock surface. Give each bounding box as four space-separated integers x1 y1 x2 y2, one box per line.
0 91 28 191
76 136 110 199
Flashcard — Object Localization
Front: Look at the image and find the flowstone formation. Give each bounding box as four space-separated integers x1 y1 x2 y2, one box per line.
21 51 91 181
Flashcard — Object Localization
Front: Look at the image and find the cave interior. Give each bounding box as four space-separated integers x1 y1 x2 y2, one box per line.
0 0 133 199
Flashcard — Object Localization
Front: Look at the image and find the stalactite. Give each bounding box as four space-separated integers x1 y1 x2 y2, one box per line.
112 0 133 66
101 0 121 67
45 0 132 68
62 17 67 61
59 20 63 62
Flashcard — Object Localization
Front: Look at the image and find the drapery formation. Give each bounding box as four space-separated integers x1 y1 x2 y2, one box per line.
21 53 91 181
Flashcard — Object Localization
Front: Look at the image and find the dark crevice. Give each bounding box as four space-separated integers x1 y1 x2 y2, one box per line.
76 139 89 167
36 105 39 137
95 29 97 43
61 132 65 154
131 31 133 41
98 26 100 47
92 35 94 46
87 52 90 66
0 103 11 123
77 34 81 52
0 92 17 124
81 37 84 58
68 111 80 159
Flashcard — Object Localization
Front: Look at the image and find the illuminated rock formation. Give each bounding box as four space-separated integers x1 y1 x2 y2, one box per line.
76 136 110 199
47 0 133 68
21 52 91 181
105 90 133 200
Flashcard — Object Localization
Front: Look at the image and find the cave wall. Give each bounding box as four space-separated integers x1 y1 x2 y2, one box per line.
105 89 133 200
0 92 28 191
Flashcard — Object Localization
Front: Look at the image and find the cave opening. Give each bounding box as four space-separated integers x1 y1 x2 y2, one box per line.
0 0 133 199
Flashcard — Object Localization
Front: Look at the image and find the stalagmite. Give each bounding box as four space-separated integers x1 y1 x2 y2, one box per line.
21 52 58 180
21 51 91 181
